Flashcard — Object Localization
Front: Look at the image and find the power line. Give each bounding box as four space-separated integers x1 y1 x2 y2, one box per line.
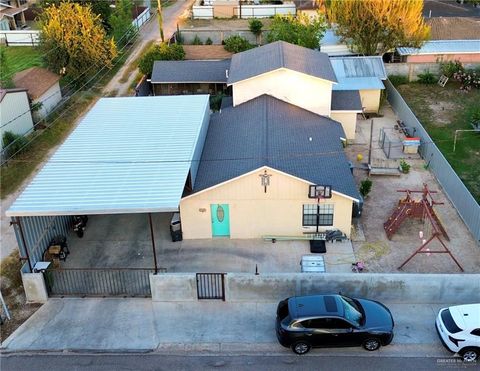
0 24 139 131
1 25 145 164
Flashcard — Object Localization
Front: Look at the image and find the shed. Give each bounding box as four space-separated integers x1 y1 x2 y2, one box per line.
0 88 33 149
13 67 62 120
397 40 480 64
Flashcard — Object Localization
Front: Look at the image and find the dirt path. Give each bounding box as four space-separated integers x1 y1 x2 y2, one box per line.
103 0 194 97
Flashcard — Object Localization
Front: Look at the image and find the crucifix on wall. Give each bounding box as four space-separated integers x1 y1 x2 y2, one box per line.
259 170 272 193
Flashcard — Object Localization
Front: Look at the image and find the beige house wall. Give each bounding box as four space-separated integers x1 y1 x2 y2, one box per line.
329 111 358 141
232 69 334 117
180 167 354 239
359 89 381 113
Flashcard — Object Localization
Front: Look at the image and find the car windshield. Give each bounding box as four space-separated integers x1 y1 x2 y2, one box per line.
441 309 462 334
340 296 363 327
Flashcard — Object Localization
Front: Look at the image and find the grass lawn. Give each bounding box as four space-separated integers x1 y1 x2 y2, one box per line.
1 46 45 76
397 82 480 203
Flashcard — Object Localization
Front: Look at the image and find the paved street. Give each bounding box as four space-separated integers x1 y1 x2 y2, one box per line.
0 353 471 371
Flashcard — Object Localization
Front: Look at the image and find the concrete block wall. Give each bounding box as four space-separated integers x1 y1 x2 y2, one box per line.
150 273 197 302
385 62 480 82
149 272 480 304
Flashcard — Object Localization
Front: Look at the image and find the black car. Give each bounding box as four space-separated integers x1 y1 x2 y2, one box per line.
276 294 394 354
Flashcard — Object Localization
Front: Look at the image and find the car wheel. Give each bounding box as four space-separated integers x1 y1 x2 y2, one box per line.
459 348 479 363
292 341 311 355
363 338 381 351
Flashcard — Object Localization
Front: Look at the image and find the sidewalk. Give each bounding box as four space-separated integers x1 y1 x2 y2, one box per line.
1 298 453 357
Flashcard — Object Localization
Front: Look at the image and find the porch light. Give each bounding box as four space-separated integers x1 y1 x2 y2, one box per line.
259 170 272 193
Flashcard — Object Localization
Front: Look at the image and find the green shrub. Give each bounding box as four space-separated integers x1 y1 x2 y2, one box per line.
399 160 411 174
438 59 464 78
192 34 202 45
388 75 408 87
223 35 254 53
138 43 185 76
359 179 373 197
417 70 437 84
2 131 29 158
205 37 213 45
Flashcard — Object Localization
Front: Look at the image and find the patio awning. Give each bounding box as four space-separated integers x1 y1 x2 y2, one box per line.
6 95 210 217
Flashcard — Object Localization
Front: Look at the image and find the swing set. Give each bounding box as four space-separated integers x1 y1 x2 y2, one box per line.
383 183 463 271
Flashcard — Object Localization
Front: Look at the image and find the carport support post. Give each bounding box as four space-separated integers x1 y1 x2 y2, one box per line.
148 213 159 274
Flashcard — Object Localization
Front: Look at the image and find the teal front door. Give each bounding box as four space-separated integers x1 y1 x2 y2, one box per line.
211 204 230 237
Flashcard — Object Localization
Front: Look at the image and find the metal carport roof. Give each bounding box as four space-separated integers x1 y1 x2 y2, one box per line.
6 95 210 217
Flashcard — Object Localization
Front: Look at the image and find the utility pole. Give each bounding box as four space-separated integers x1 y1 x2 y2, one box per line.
157 0 164 42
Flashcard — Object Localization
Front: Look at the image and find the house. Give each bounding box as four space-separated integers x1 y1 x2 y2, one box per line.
13 67 62 121
330 56 387 113
180 94 360 239
151 41 381 138
0 88 34 148
7 42 361 291
0 0 28 30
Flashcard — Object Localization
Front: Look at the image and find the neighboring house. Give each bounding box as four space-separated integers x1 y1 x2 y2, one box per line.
0 88 34 148
396 40 480 64
0 0 28 30
13 67 62 121
319 29 355 57
425 17 480 41
330 56 387 113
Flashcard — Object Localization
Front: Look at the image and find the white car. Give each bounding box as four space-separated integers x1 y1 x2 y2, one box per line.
436 304 480 362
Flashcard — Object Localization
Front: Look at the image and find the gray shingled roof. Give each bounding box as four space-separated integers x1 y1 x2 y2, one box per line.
227 41 338 85
331 90 362 111
193 95 360 201
151 60 231 83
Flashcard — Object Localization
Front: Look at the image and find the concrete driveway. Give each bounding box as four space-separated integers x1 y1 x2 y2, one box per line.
1 298 455 357
62 213 355 273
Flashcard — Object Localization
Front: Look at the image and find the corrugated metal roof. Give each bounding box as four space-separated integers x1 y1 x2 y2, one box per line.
193 95 360 201
6 96 210 217
151 60 231 83
330 57 387 79
227 41 337 84
332 77 385 91
397 40 480 56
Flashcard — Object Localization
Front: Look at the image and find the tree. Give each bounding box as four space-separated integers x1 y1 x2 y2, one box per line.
39 2 117 85
266 13 327 50
248 18 263 45
110 0 137 47
223 35 254 53
40 0 112 32
138 43 185 76
326 0 430 55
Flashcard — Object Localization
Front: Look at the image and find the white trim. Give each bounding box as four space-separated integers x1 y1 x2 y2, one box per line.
228 67 338 87
6 207 179 217
182 165 359 202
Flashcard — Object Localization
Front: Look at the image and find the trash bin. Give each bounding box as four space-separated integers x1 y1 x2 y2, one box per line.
170 212 182 242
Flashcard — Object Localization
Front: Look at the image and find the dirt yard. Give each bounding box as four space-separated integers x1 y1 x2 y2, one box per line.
346 104 480 273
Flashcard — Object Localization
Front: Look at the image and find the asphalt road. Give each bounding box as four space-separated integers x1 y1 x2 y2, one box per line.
0 353 472 371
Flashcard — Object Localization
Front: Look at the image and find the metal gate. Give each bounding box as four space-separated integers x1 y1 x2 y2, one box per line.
196 273 226 301
44 268 161 297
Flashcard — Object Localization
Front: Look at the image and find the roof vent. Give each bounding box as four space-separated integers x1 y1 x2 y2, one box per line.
225 69 229 79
